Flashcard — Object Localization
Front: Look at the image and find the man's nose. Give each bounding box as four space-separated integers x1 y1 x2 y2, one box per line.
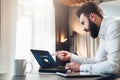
83 28 89 32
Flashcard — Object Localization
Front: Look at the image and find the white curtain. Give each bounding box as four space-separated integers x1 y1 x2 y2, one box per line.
0 0 55 73
0 0 17 73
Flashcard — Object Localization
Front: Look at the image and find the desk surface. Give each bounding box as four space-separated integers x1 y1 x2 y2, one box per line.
0 72 119 80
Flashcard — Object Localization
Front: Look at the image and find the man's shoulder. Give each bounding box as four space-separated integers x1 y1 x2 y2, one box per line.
105 16 120 23
104 17 120 28
106 17 120 34
99 16 120 38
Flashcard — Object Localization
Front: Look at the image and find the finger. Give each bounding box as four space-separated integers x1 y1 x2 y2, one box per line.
55 51 60 56
66 63 75 70
67 69 72 73
56 51 65 56
65 63 71 68
61 53 65 56
55 51 62 57
60 55 65 60
65 66 69 69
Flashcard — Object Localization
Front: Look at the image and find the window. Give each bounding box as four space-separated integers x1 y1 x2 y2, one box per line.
15 0 55 71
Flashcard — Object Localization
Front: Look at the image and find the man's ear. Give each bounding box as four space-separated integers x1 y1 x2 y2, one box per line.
89 13 95 22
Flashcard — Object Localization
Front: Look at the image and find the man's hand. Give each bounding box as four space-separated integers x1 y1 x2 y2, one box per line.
65 62 80 72
56 50 71 61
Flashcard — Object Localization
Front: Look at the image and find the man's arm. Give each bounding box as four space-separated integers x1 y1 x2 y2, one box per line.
71 39 107 64
71 54 99 64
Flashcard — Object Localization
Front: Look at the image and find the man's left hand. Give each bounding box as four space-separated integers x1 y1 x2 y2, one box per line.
65 62 80 72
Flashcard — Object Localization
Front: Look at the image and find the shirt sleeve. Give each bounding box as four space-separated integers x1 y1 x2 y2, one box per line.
71 54 100 64
80 20 120 74
71 38 107 64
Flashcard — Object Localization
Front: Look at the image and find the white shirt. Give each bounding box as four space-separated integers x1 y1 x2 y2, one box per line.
71 17 120 74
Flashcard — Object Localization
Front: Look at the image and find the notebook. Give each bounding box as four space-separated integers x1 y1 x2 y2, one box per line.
30 49 67 73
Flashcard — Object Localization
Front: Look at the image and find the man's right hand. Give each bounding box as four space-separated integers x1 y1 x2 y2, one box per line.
56 50 71 61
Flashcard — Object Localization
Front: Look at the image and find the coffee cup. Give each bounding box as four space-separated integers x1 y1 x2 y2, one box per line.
14 59 33 76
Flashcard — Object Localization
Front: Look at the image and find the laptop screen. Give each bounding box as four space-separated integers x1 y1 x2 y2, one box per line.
31 49 57 68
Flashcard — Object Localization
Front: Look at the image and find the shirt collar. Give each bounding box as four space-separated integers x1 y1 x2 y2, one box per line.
98 17 107 39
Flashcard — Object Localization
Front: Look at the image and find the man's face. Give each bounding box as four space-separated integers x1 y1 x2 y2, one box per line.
79 14 99 38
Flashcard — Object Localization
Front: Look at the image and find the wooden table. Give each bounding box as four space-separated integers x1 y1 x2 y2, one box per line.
0 72 118 80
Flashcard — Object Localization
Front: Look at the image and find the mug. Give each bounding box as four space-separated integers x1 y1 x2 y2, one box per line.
14 59 33 76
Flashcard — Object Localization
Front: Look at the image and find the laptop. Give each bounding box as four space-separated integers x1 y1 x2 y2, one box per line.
30 49 67 73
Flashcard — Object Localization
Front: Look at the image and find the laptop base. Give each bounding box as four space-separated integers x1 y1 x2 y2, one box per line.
39 67 67 73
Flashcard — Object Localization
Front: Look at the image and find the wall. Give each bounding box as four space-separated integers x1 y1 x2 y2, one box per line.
99 0 120 16
54 1 70 66
0 0 1 51
54 1 69 51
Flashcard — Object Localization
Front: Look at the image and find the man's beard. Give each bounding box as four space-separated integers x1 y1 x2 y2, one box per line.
89 20 99 38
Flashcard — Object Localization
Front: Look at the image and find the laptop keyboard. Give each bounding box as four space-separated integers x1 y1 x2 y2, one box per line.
55 66 65 69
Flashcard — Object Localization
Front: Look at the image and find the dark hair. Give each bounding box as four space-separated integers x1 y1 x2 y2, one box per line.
76 2 102 18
